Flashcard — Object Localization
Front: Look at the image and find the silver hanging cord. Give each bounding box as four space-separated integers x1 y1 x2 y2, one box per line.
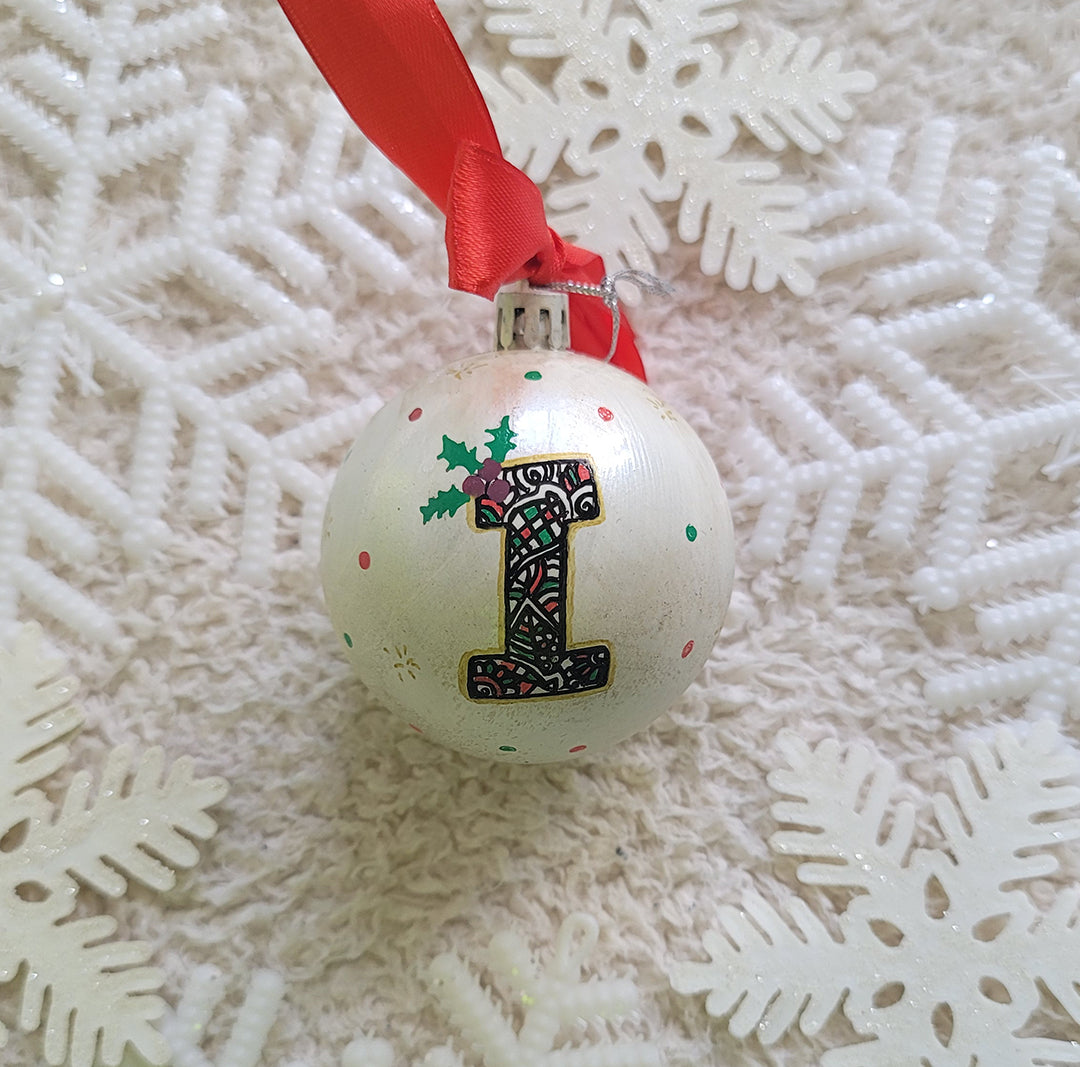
536 269 674 362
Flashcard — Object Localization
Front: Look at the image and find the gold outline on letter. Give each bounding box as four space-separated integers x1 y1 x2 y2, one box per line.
459 452 614 702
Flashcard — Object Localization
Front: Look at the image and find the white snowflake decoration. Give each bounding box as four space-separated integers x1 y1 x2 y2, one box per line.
671 721 1080 1064
151 965 285 1067
0 0 432 641
731 121 1080 716
145 917 654 1067
0 623 228 1067
428 912 660 1066
475 0 874 293
151 964 407 1067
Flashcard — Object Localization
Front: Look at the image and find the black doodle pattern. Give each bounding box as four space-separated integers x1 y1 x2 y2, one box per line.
465 457 611 700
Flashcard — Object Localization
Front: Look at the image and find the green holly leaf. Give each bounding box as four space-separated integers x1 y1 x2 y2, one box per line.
438 436 481 474
420 485 471 523
484 416 518 463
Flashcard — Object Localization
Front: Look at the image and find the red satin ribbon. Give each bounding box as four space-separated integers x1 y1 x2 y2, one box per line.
276 0 645 379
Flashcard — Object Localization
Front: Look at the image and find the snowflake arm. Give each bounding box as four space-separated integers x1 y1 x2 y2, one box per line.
6 51 85 115
768 733 915 889
0 82 79 171
482 0 608 60
120 4 228 66
0 623 82 796
677 160 813 293
157 964 285 1067
108 66 190 119
1 909 167 1067
99 105 218 178
485 0 741 59
923 547 1080 717
491 914 648 1042
17 0 105 54
548 167 672 274
429 914 660 1066
716 33 876 155
933 723 1080 889
670 892 853 1044
428 952 520 1059
476 66 568 182
634 0 742 39
13 745 228 899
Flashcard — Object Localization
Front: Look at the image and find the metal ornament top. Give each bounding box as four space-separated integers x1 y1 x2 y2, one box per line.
496 271 674 358
495 285 570 352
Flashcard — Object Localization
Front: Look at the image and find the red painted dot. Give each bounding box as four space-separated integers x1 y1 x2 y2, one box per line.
598 406 614 422
569 744 587 753
409 724 423 733
358 551 371 570
408 407 423 421
681 640 695 659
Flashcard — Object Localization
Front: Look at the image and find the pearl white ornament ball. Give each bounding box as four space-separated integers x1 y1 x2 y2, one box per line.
321 348 734 763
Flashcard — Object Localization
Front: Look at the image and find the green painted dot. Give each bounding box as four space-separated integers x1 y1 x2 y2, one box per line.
685 524 698 542
524 370 542 380
499 745 517 752
343 633 353 648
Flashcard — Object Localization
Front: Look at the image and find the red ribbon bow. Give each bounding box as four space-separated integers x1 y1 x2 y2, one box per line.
276 0 645 379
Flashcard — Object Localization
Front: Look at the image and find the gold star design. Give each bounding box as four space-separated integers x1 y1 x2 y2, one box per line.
384 645 420 681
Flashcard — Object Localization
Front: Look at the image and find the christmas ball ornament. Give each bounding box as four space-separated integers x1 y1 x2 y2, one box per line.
321 290 734 763
280 0 737 761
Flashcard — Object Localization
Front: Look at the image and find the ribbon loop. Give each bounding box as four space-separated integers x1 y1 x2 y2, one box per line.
446 143 558 301
276 0 647 379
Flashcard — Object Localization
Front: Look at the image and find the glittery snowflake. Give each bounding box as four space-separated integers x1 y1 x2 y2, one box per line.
475 0 874 293
428 913 660 1066
671 721 1080 1064
0 624 227 1067
0 0 432 641
731 121 1080 716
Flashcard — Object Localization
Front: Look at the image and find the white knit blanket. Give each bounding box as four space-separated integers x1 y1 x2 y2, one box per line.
1 0 1079 1064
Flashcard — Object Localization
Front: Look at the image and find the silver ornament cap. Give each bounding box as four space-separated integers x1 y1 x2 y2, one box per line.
494 284 570 352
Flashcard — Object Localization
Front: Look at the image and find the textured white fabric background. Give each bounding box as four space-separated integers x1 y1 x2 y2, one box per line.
2 0 1080 1063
